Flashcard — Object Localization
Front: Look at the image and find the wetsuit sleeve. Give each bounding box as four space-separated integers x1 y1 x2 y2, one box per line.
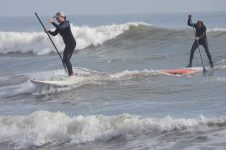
187 18 196 27
48 29 58 36
52 22 69 31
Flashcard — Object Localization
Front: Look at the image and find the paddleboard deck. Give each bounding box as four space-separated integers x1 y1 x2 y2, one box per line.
30 76 78 86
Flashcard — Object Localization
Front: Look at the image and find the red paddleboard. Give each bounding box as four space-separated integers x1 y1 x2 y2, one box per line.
160 69 196 75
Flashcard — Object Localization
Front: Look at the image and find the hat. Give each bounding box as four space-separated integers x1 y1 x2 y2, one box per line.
54 11 66 18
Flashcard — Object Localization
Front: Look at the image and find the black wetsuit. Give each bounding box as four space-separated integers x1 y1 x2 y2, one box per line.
49 20 76 75
187 18 213 67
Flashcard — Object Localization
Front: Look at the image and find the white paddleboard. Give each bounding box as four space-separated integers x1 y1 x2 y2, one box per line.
31 76 78 86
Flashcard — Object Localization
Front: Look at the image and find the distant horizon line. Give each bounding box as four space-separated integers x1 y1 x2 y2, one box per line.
0 11 225 17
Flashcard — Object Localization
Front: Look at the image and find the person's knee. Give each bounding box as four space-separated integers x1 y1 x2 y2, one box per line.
191 48 196 54
191 45 197 52
63 58 70 65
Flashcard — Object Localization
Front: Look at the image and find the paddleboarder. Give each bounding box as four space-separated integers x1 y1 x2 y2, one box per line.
186 15 213 68
46 11 76 76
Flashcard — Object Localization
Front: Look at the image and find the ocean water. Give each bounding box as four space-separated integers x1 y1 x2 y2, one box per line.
0 12 226 150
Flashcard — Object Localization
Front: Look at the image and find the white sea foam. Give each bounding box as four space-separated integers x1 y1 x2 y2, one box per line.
207 28 226 32
0 68 160 96
0 111 225 148
0 22 150 55
109 69 159 80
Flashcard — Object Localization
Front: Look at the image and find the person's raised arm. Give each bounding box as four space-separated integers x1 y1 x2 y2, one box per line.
187 15 195 27
45 18 59 36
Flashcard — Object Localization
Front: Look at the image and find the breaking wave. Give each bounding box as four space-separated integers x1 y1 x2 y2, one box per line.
0 111 225 149
0 22 150 55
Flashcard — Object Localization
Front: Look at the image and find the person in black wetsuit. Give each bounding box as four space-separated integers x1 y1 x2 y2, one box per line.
186 15 213 68
46 11 76 76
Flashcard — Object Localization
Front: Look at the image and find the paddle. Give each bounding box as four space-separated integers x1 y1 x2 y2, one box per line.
34 12 68 73
190 17 207 73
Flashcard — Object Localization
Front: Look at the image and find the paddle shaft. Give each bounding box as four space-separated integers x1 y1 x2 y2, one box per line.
190 18 206 72
34 12 68 73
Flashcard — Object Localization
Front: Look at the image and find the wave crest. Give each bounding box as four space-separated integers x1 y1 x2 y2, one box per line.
0 22 150 55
